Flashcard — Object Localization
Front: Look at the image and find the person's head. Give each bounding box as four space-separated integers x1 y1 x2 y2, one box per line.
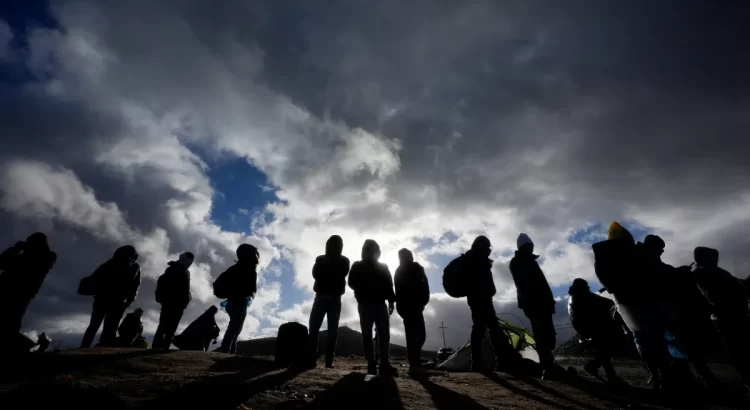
133 308 144 317
178 252 195 269
113 245 138 264
516 233 534 254
361 239 381 262
694 247 719 268
398 248 414 265
568 278 590 296
236 244 260 265
25 232 49 251
207 305 219 316
471 236 492 258
643 235 665 257
325 235 344 257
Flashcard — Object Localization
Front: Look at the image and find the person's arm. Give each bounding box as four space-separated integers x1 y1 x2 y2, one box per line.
418 265 430 307
127 267 142 305
0 242 24 270
510 260 528 306
384 265 396 314
312 257 323 280
348 263 360 292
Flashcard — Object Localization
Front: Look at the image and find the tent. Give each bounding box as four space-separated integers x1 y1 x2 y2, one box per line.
437 318 537 371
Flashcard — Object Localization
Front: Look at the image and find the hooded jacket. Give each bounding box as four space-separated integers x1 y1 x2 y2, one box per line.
91 246 141 304
312 236 351 296
394 261 430 311
693 247 748 318
510 251 554 313
156 261 192 308
0 236 57 300
464 249 497 300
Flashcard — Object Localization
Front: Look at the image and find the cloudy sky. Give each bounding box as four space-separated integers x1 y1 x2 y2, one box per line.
1 1 749 351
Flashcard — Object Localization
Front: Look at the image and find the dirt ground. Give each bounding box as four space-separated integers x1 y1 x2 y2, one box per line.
0 349 748 409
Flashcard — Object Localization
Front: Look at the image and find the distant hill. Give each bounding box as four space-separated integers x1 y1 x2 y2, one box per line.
237 326 435 360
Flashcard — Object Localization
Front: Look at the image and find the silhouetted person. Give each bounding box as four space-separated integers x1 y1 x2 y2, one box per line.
593 222 670 390
35 332 51 353
306 235 350 369
213 244 258 354
0 233 57 348
348 239 396 376
510 233 557 379
117 308 144 347
395 248 430 376
568 279 621 383
693 247 750 386
80 245 142 348
464 236 518 373
153 252 194 350
173 306 221 351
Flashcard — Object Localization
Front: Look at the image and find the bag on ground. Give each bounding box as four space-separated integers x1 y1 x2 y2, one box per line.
275 322 308 366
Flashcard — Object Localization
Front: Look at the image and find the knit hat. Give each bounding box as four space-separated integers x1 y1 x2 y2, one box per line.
608 221 634 243
516 233 534 250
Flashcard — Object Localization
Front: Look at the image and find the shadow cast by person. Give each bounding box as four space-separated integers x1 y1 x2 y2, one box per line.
485 372 578 410
0 349 175 383
414 376 489 410
138 366 303 410
207 355 278 373
305 372 405 410
518 376 615 410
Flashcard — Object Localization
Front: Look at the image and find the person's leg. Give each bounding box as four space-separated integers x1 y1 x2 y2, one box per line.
374 302 393 374
469 300 489 369
162 307 184 350
325 296 342 366
307 294 327 365
100 303 127 346
358 304 376 372
152 306 168 350
81 301 107 348
404 309 426 367
228 303 247 354
0 297 30 349
718 317 750 384
527 311 556 371
486 304 518 369
220 300 247 353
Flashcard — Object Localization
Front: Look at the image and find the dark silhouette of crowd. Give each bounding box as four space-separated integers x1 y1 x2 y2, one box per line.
2 222 750 396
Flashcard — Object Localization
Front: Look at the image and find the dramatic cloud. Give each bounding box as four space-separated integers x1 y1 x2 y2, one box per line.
0 0 748 351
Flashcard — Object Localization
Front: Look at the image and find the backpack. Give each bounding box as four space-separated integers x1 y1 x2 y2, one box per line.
275 322 308 366
443 254 469 298
155 267 182 305
77 274 97 296
213 267 232 299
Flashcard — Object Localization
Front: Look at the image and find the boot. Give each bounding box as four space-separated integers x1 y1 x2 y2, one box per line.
379 362 398 377
367 361 378 375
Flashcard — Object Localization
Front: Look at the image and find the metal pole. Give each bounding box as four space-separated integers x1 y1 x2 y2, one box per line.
439 321 448 349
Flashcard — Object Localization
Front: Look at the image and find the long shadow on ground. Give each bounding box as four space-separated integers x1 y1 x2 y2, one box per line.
415 377 489 410
305 372 405 410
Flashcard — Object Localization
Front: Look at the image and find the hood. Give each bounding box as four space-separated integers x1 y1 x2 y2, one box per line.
113 245 138 263
608 221 634 243
516 233 534 250
694 247 719 268
325 235 344 257
361 239 381 261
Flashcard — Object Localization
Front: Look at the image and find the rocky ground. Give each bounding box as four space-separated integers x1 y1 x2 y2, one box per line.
0 349 748 409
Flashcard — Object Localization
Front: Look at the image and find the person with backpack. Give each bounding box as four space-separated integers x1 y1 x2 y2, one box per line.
305 235 350 369
213 244 259 354
173 306 221 351
348 239 397 376
0 232 57 349
693 246 750 387
152 252 194 350
568 278 622 383
117 307 144 347
394 248 430 376
80 245 141 347
510 233 557 379
445 235 517 373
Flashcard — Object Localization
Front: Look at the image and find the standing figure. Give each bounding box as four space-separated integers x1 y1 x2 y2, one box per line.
510 233 557 379
395 248 430 376
306 235 350 369
0 232 57 348
348 239 397 376
153 252 194 350
80 245 141 348
213 244 258 354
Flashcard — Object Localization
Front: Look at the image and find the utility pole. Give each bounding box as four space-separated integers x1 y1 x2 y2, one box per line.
439 321 448 349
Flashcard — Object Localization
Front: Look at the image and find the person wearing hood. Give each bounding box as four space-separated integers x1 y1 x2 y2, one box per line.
305 235 351 369
348 239 397 376
173 306 221 351
0 233 57 348
510 233 557 378
693 247 750 386
568 279 621 383
117 307 144 347
394 248 430 376
153 252 194 350
464 236 518 373
213 244 259 354
80 245 141 347
35 332 52 353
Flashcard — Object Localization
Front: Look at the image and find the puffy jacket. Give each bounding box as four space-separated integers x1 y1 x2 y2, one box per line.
156 261 192 308
395 261 430 311
312 255 351 296
0 243 57 300
90 259 141 304
510 251 554 313
348 260 395 304
464 250 497 301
